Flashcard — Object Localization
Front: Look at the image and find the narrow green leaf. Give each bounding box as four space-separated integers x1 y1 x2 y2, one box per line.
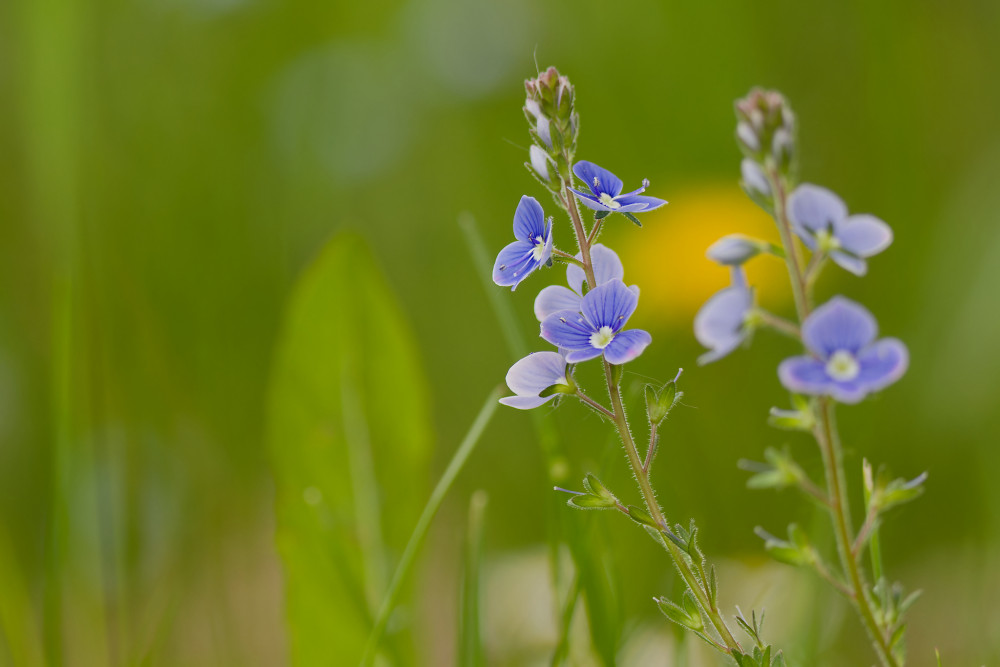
267 233 433 665
568 494 617 509
459 491 488 667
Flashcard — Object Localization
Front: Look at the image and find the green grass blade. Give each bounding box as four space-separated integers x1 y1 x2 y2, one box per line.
459 491 489 667
361 388 501 665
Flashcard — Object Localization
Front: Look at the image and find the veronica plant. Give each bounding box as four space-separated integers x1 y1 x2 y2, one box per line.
492 66 786 666
697 88 928 666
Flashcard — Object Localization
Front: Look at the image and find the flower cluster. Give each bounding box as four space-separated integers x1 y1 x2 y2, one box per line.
492 68 667 409
700 87 923 667
696 90 907 405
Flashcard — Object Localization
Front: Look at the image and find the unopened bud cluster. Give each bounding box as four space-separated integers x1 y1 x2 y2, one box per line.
734 89 797 208
524 67 580 189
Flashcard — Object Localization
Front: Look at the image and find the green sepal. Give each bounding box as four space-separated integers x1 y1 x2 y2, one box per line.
582 473 616 503
621 211 642 227
645 378 682 426
767 396 815 431
568 494 617 510
754 525 814 566
626 505 657 528
655 595 702 632
740 447 805 491
594 209 611 221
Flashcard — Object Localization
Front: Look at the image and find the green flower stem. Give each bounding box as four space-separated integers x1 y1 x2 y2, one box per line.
562 190 744 658
751 308 801 339
768 170 897 666
575 390 615 419
816 400 896 666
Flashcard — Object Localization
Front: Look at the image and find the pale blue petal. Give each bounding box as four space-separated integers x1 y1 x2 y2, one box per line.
838 214 893 257
778 356 833 395
564 347 604 364
581 280 638 332
505 351 568 396
855 338 908 392
534 285 581 321
573 160 623 197
802 296 878 358
500 395 555 409
512 195 546 242
571 190 611 212
693 272 751 363
741 158 771 196
591 244 625 285
829 250 868 276
788 183 847 234
603 329 652 365
616 195 667 212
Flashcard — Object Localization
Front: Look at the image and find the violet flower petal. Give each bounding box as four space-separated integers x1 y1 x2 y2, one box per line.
603 329 652 365
801 296 878 358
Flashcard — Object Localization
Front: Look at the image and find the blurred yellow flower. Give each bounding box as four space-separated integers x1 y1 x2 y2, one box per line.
619 181 792 327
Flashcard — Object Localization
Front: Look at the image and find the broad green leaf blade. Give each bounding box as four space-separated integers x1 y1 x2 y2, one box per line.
268 233 432 665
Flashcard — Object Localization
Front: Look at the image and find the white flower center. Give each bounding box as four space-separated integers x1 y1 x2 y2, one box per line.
598 192 621 209
590 326 616 349
826 349 860 381
531 235 547 260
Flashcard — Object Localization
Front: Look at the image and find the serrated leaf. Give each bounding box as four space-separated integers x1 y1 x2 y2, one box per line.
267 233 432 664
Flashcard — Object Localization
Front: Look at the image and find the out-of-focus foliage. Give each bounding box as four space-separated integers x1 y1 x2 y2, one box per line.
267 233 431 664
0 0 998 664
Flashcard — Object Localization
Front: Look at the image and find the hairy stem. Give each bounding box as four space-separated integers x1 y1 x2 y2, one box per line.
768 167 897 666
561 188 744 657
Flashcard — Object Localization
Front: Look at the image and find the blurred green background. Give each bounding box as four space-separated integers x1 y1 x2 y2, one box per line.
2 0 999 664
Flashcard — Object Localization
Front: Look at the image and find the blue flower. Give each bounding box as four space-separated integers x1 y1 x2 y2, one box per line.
533 244 639 320
540 279 651 365
787 184 892 276
778 296 908 404
694 267 753 364
499 351 571 410
570 161 667 214
493 195 554 290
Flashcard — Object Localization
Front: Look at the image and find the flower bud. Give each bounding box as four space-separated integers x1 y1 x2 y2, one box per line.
706 234 765 266
524 66 579 178
734 88 796 172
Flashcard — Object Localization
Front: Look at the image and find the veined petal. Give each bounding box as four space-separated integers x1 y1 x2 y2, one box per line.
603 329 651 365
855 338 908 392
499 394 555 409
777 356 833 395
504 351 568 396
788 183 847 234
802 296 878 358
564 347 604 364
512 195 546 242
615 194 667 212
829 250 868 276
581 280 638 332
565 244 623 297
541 309 596 350
534 285 582 321
838 214 893 258
573 160 623 197
493 240 537 288
570 190 612 212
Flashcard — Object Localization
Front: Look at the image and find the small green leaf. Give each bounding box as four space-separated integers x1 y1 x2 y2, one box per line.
582 473 616 502
622 211 642 227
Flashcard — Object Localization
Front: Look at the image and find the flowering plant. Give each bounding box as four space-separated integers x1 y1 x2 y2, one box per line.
491 67 788 666
695 88 927 666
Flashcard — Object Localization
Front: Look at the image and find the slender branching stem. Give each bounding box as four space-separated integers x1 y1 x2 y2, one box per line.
752 308 801 339
586 217 604 245
575 391 615 419
560 184 745 658
853 506 880 559
769 168 897 667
